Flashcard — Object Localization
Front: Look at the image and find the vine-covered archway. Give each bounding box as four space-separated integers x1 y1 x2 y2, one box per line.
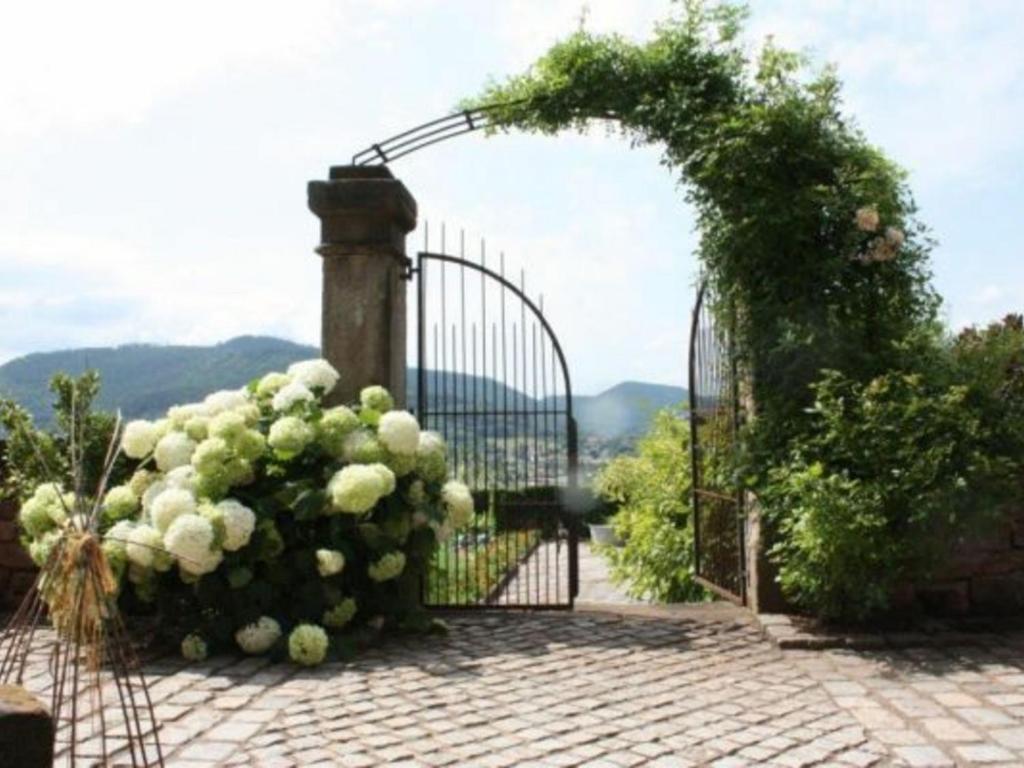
351 2 1024 621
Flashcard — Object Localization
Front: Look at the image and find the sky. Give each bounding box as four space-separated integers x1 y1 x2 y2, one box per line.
2 0 1022 395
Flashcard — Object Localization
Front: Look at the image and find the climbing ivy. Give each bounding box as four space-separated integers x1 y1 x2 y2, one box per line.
466 2 1021 619
470 3 936 461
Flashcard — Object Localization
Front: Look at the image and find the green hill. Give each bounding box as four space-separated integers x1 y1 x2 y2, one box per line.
0 336 317 423
0 338 687 438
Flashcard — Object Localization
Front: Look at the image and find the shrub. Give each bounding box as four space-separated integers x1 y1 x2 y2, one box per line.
763 370 1015 621
15 360 471 664
1 371 130 503
594 408 703 602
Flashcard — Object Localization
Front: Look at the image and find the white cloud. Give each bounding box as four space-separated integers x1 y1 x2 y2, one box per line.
748 1 1024 185
0 0 389 141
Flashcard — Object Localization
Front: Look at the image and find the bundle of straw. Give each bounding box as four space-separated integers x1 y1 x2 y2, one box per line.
0 392 164 767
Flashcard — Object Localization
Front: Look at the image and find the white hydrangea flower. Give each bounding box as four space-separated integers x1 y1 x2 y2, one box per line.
855 205 880 232
256 371 292 398
122 420 160 459
316 549 345 577
154 431 197 472
377 411 421 455
128 469 158 498
126 524 163 568
181 633 207 662
150 488 198 533
430 519 453 543
288 624 329 666
416 431 448 482
168 403 207 427
235 616 282 655
367 463 396 497
19 483 70 537
368 551 406 582
28 530 61 567
183 416 210 442
319 406 361 457
441 481 475 528
216 499 256 551
327 465 385 514
272 382 315 412
165 513 221 575
204 389 250 416
165 465 197 492
234 429 267 462
208 410 247 441
341 430 385 464
102 485 138 522
360 385 394 413
104 520 137 551
287 359 340 394
141 480 168 514
268 416 314 455
191 437 230 475
322 598 357 629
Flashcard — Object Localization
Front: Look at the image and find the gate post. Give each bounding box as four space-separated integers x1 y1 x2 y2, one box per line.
308 166 417 407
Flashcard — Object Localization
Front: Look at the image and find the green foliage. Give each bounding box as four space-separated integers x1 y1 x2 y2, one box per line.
0 370 128 502
763 370 1015 620
594 408 703 602
470 7 936 464
466 2 1020 621
952 315 1024 462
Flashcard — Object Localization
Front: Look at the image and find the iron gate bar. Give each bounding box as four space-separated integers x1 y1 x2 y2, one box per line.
688 279 746 606
415 241 579 609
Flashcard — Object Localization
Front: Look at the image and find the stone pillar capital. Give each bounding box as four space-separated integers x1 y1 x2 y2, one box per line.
308 166 417 261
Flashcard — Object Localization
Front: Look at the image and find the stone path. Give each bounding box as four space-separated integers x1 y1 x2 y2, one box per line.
577 542 646 606
9 606 1024 766
492 539 642 607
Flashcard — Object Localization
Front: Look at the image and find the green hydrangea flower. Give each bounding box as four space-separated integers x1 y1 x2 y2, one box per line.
288 624 328 666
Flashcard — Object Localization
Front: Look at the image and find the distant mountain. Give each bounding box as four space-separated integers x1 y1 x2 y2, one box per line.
0 336 318 423
0 338 686 439
573 381 687 438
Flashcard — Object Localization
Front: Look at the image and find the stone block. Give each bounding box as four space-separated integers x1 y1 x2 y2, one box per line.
970 572 1024 615
915 581 970 616
0 685 53 768
0 519 17 542
0 539 33 570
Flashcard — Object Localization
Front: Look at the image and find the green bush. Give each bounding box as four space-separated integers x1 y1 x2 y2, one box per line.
763 370 1016 620
594 408 703 602
1 371 130 503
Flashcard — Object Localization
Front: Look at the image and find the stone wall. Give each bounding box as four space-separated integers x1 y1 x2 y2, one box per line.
0 444 35 610
899 507 1024 617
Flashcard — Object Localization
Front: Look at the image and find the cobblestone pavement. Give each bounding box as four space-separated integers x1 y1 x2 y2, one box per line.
12 606 1024 767
787 639 1024 767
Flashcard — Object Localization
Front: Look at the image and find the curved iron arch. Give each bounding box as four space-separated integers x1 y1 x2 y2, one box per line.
352 102 525 166
351 97 621 166
416 250 576 438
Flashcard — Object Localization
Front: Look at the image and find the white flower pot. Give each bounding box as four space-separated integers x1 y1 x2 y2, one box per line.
589 523 623 547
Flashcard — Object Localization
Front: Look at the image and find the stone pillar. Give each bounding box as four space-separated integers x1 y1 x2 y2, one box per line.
744 492 789 614
308 166 416 407
0 685 54 767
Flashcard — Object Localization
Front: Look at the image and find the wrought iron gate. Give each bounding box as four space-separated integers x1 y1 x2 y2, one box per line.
411 231 579 608
688 280 746 604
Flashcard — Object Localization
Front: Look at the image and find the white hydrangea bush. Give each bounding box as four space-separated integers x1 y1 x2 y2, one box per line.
16 358 472 666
